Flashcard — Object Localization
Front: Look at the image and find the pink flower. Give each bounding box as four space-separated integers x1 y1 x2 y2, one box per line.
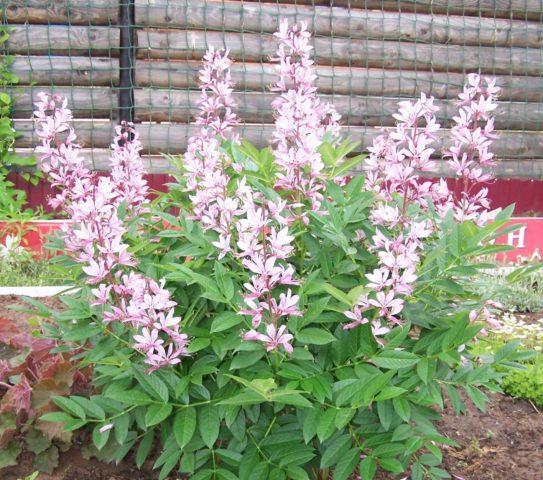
240 299 265 328
146 344 183 372
369 291 404 320
133 328 164 353
271 20 341 222
243 324 294 353
35 94 189 372
365 268 392 291
343 306 370 330
274 290 303 318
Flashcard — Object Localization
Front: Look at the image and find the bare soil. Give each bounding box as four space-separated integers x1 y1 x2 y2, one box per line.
1 295 542 480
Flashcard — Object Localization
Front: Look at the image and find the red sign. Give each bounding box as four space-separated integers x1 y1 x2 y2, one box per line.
0 220 66 256
493 218 543 264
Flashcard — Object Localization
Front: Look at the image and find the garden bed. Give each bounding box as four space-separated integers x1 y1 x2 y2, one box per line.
0 295 542 480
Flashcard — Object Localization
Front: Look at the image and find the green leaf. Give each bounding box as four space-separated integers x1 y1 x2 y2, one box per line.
187 337 211 353
171 265 226 302
174 407 197 448
296 327 337 345
465 385 488 412
219 391 265 406
278 446 315 467
333 448 360 480
321 434 352 467
217 469 239 480
322 283 351 305
40 412 74 423
375 386 407 401
303 406 319 443
62 418 87 431
114 413 130 445
198 404 220 448
136 430 154 468
145 403 173 427
230 350 264 370
92 424 110 451
211 311 243 333
215 262 235 300
359 456 377 480
285 466 310 480
0 442 21 469
331 153 367 178
392 398 411 421
270 392 313 408
376 400 394 431
445 384 466 414
132 365 169 402
373 350 419 369
106 389 154 406
159 452 180 480
25 429 51 455
52 396 86 419
379 457 405 473
34 445 59 474
269 468 286 480
316 408 337 442
179 452 196 473
434 279 465 295
71 396 106 420
416 357 433 384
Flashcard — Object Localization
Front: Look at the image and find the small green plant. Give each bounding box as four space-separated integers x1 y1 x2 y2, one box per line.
473 315 543 407
502 360 543 407
473 265 543 313
0 234 66 286
0 25 42 221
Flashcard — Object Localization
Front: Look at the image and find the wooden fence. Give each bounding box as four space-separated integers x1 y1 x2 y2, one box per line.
3 0 543 177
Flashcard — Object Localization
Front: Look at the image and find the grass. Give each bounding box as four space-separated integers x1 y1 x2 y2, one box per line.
0 252 67 287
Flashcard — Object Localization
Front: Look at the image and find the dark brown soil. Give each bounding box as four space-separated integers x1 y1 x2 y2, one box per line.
437 392 543 480
1 296 542 480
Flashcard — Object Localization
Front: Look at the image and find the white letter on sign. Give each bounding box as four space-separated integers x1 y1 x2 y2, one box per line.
508 226 527 248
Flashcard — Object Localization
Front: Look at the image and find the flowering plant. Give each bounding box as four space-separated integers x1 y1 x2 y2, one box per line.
36 20 527 480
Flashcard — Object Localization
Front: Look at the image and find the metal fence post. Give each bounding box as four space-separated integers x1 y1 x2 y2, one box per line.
118 0 135 125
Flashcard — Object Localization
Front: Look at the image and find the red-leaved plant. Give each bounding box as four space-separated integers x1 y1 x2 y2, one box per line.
0 314 89 473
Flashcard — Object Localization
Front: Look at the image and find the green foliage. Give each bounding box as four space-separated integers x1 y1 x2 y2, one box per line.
36 140 523 480
0 25 43 221
473 315 543 408
473 265 543 313
0 234 66 286
502 360 543 407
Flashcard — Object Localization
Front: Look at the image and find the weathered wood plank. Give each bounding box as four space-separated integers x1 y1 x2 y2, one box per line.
135 0 543 48
11 56 119 86
14 120 543 160
3 0 118 26
6 25 119 56
237 0 543 21
136 30 543 76
135 60 543 103
10 87 116 119
133 89 543 130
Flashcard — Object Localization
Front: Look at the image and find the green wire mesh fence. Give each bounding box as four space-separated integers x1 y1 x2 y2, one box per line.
2 0 543 176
